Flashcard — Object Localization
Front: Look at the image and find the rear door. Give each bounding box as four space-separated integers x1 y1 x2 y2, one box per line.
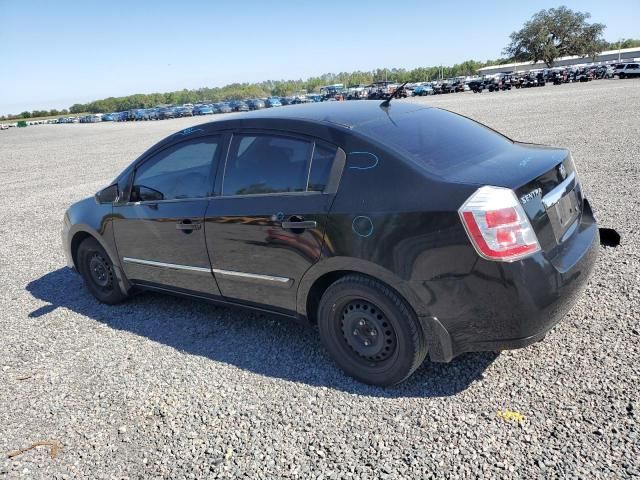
113 136 222 295
205 132 343 313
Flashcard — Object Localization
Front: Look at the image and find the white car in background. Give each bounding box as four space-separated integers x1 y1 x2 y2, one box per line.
613 63 627 76
618 63 640 79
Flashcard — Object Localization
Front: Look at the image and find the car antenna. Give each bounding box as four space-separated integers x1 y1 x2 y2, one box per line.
380 81 408 108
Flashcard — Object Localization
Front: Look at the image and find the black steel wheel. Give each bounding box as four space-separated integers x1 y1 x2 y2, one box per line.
77 237 128 304
88 252 112 289
317 274 428 386
340 300 397 363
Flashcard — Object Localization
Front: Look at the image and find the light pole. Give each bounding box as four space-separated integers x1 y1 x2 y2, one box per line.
618 39 622 62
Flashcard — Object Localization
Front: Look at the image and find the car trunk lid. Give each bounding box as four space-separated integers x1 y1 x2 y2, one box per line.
443 143 582 256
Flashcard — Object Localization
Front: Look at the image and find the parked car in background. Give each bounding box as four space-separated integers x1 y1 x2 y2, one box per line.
247 99 265 110
451 80 465 92
131 109 152 121
468 79 485 93
157 107 175 120
194 104 214 115
440 81 454 94
174 106 194 117
618 63 640 78
230 100 249 112
413 84 434 96
549 69 568 85
265 97 282 108
214 103 233 114
574 68 593 82
613 63 628 76
597 65 615 79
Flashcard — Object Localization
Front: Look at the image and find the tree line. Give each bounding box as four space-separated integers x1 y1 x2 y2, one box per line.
1 59 506 119
69 61 504 114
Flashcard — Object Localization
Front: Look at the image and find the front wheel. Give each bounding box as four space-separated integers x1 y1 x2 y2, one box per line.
317 275 428 386
77 237 128 304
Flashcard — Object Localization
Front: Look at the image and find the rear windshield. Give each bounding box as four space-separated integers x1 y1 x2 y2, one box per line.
356 108 513 175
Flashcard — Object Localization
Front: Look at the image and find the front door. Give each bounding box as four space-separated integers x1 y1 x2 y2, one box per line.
113 136 222 295
205 132 341 312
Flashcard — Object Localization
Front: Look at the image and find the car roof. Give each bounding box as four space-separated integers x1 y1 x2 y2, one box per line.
205 100 431 129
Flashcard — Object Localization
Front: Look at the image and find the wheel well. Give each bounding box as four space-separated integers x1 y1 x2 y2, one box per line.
70 231 93 269
305 269 424 325
305 270 356 324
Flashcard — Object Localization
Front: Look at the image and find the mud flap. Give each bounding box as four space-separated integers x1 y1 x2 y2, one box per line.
418 316 454 363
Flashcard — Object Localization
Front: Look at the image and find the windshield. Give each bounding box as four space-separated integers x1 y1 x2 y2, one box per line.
357 108 513 175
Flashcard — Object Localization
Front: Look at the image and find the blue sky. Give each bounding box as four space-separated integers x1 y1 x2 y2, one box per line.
0 0 637 115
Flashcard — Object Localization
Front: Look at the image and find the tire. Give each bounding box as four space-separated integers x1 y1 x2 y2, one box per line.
77 237 128 304
317 275 428 386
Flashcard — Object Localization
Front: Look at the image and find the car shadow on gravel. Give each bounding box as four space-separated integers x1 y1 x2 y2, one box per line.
26 268 497 398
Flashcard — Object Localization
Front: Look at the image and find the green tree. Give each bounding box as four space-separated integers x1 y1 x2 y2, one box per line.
20 111 31 118
503 6 606 67
69 103 86 114
605 38 640 50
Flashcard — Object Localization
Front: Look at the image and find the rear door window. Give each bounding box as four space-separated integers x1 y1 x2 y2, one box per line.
223 134 313 196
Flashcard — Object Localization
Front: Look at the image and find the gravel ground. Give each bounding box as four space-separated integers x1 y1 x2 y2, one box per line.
1 79 638 479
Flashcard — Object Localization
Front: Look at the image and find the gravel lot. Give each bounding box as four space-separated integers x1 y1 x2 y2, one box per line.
1 79 639 479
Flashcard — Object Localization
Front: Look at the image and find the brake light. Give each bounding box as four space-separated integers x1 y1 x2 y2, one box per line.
459 186 540 262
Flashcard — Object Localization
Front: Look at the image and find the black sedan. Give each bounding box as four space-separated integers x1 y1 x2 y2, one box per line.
62 101 599 386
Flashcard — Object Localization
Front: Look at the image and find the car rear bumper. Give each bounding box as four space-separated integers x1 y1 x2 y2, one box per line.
418 199 599 362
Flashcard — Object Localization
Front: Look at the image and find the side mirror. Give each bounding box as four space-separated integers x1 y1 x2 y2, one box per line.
131 185 164 202
95 184 119 204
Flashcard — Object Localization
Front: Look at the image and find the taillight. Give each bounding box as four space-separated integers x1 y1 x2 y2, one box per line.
459 186 540 262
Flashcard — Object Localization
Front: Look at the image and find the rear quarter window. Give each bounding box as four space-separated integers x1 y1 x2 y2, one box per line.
357 108 512 175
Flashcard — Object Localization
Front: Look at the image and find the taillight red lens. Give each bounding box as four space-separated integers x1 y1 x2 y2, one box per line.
459 186 540 262
485 207 518 228
496 226 517 246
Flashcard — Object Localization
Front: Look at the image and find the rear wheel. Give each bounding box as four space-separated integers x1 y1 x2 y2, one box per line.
77 237 128 304
317 275 428 386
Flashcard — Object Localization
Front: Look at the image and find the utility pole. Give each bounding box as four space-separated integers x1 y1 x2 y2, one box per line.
618 39 622 62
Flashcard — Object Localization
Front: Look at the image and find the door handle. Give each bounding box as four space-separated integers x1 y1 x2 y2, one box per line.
281 216 317 230
176 220 202 232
